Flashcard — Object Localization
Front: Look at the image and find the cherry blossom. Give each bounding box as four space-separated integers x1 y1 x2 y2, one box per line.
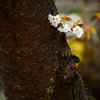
58 24 71 33
48 14 85 38
73 26 84 38
48 14 61 27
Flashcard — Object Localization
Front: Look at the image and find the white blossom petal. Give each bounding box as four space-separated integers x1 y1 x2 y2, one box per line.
73 26 84 38
58 24 71 33
48 14 61 27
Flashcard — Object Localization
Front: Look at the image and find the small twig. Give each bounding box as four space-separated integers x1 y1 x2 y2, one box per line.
84 19 98 32
67 36 77 43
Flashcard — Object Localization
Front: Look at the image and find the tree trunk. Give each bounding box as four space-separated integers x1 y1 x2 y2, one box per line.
0 0 96 100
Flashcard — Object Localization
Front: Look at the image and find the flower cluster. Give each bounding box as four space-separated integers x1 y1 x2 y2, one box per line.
48 14 85 38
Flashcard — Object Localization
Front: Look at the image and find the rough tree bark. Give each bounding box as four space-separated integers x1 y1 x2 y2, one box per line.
0 0 96 100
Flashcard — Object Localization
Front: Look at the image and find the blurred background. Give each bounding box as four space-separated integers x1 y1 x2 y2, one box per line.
0 0 100 100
